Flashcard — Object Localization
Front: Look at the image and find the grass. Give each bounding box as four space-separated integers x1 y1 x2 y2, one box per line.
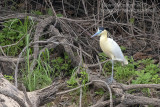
98 51 160 96
23 49 73 91
0 17 33 56
98 51 160 85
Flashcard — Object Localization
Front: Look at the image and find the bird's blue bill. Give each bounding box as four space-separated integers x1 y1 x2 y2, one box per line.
91 30 101 38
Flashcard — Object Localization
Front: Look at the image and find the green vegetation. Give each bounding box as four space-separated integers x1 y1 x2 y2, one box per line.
129 18 135 24
67 67 89 90
51 52 72 77
0 17 33 56
79 68 89 92
67 68 78 87
114 57 136 83
99 52 160 85
67 67 89 106
67 67 89 92
4 75 14 81
132 59 160 84
23 49 73 91
0 17 73 91
22 33 52 91
99 52 160 96
120 46 127 52
95 88 105 95
31 10 42 15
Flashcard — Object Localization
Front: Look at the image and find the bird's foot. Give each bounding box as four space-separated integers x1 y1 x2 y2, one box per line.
107 77 116 84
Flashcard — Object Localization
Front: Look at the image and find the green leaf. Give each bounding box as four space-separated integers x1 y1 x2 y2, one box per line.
130 18 135 24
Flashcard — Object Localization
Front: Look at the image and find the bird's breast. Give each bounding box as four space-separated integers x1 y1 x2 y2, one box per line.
100 38 114 59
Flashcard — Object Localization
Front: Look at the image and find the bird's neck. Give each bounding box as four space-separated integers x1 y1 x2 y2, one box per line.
100 30 108 42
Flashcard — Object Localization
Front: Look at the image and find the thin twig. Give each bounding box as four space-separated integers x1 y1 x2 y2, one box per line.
57 82 92 95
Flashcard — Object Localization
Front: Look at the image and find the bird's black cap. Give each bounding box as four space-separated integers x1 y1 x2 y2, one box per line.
98 27 104 31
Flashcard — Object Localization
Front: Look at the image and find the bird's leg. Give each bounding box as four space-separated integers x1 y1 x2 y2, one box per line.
107 60 115 83
111 60 114 82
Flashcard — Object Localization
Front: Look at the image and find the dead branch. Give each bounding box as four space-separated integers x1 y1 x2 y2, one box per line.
1 65 160 107
112 83 160 91
0 56 32 63
0 73 65 107
121 93 160 106
31 16 56 71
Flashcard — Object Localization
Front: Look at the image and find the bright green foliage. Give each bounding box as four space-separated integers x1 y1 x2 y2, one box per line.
23 49 52 91
79 68 89 92
67 73 78 87
31 10 42 15
47 8 53 16
95 88 105 95
67 67 89 91
79 70 89 85
23 63 52 91
56 14 63 17
51 52 72 77
0 17 33 56
99 52 160 84
120 46 126 51
4 75 14 81
132 71 152 84
23 47 73 91
67 68 78 87
67 67 89 105
132 59 160 84
114 57 136 83
130 18 135 24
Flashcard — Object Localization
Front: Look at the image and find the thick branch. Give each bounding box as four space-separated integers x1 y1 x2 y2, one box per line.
122 93 160 106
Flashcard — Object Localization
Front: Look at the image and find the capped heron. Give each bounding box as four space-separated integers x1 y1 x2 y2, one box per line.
91 27 128 83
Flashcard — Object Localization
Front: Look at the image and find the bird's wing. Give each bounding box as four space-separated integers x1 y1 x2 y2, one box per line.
107 38 125 62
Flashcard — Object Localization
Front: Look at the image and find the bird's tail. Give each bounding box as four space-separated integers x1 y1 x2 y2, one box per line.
123 58 128 65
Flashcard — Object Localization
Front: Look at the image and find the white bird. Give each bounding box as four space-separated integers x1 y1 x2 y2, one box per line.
91 27 128 83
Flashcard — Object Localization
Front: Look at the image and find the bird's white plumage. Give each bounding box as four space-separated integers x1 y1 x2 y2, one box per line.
99 31 128 65
91 28 128 83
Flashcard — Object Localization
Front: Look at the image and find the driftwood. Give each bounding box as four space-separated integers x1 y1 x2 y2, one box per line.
0 73 66 107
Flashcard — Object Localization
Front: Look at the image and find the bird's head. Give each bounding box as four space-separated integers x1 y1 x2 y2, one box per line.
91 27 107 38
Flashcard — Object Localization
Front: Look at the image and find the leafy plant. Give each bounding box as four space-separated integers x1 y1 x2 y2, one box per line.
130 18 135 24
95 88 105 95
56 14 63 17
31 10 42 15
4 75 14 81
98 52 160 85
132 59 160 84
120 46 126 51
114 57 136 83
47 8 53 16
23 49 52 91
67 67 89 92
67 68 78 87
0 17 33 56
51 52 72 77
23 49 73 91
79 68 89 92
